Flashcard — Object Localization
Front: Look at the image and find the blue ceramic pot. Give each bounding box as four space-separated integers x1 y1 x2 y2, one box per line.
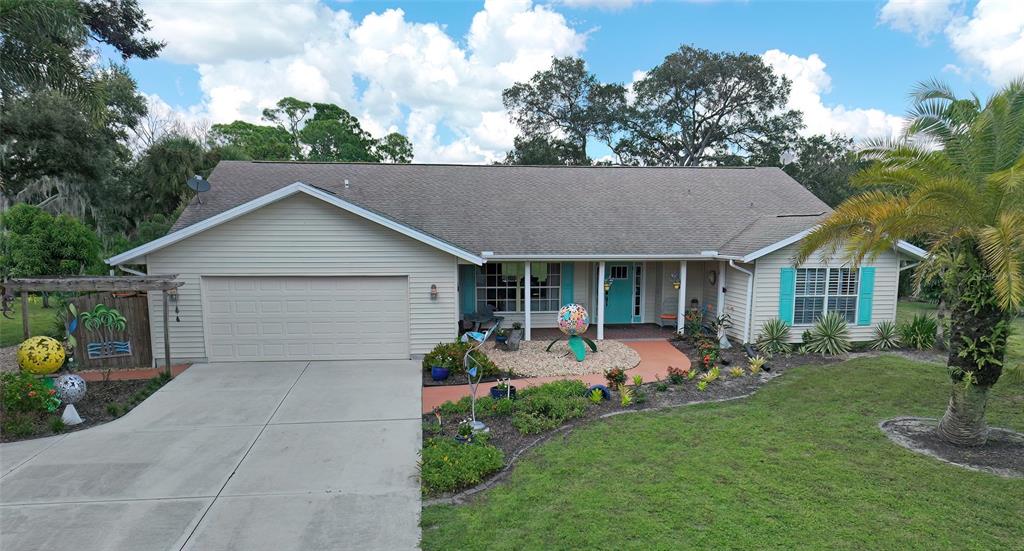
489 385 516 400
431 366 450 381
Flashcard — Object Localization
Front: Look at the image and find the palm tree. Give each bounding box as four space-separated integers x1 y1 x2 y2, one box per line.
797 78 1024 447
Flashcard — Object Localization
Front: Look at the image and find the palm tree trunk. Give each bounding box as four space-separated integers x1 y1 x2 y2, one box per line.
936 381 990 446
937 280 1008 447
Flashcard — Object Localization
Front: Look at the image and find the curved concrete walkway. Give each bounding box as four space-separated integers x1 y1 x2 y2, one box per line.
422 340 690 413
0 360 421 551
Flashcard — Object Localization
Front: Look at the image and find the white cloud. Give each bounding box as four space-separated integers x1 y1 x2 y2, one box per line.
141 0 586 163
761 49 904 140
945 0 1024 85
879 0 1024 85
878 0 957 42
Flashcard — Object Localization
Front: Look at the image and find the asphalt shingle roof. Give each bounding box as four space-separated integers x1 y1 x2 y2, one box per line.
172 161 831 257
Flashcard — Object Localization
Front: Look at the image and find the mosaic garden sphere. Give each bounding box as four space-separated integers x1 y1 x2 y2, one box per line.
17 336 66 375
557 303 590 336
55 374 87 405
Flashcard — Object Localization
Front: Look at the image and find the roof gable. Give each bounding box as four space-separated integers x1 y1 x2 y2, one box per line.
106 182 484 266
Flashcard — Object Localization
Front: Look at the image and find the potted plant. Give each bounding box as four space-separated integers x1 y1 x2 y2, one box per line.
489 377 516 400
511 321 523 339
424 342 459 381
454 420 473 443
494 327 511 345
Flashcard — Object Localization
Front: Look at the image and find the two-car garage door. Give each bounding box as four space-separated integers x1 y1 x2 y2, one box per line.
202 276 409 362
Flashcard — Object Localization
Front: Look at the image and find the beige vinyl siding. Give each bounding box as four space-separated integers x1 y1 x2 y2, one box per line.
642 262 658 323
750 243 900 343
145 194 458 362
723 262 753 342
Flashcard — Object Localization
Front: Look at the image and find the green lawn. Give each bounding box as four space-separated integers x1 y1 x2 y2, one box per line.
896 299 1024 367
421 357 1023 550
0 299 58 347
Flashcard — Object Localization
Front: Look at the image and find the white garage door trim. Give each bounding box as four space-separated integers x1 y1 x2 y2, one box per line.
200 275 410 362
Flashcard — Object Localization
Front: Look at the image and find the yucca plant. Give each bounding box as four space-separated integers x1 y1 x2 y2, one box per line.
898 314 938 350
797 78 1024 446
869 320 901 350
804 312 852 356
756 318 792 357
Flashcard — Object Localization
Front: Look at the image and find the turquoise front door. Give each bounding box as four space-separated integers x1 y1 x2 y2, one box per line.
604 263 634 323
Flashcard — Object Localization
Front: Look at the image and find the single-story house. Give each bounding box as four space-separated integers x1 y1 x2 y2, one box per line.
106 161 926 364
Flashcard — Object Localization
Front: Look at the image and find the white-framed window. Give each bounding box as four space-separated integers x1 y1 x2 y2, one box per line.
633 264 642 318
476 262 561 313
610 265 629 279
794 267 858 324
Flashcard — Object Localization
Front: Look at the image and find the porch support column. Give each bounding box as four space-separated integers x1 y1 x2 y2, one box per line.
717 260 726 318
597 261 606 340
523 261 531 341
677 260 688 334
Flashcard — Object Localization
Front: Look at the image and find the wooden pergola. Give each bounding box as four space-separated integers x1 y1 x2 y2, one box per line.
3 276 184 375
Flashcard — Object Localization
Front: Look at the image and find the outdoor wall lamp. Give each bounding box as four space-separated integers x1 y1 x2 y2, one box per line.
430 284 439 300
603 278 612 292
671 272 681 290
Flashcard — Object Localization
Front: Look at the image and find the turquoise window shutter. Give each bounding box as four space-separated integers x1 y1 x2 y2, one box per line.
561 262 575 306
857 267 875 326
458 264 477 316
778 268 796 324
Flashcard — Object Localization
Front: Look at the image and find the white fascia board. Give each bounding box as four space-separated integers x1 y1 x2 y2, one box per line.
740 228 930 263
106 182 484 266
895 241 928 260
483 253 743 262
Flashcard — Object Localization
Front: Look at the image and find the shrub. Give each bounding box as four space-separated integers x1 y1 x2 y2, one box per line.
437 396 473 417
0 372 59 413
870 320 901 350
518 379 588 400
700 366 720 383
898 314 937 350
757 318 792 357
694 336 720 369
655 382 668 392
479 396 515 417
666 365 688 384
512 392 588 434
683 308 703 338
2 413 36 438
805 312 852 356
604 367 626 389
588 387 604 404
49 417 66 433
420 436 504 495
748 355 767 374
696 380 708 392
631 374 644 387
619 385 633 407
106 403 123 417
729 367 745 378
422 341 498 376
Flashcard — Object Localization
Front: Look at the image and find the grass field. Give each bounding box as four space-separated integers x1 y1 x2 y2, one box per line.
0 299 58 347
421 356 1023 550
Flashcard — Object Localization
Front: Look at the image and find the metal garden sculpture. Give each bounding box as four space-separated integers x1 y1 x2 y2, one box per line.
545 303 597 362
464 321 500 434
79 304 131 359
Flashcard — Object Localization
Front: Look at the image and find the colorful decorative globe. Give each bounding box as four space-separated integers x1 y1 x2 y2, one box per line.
557 304 590 336
55 374 87 404
17 336 66 375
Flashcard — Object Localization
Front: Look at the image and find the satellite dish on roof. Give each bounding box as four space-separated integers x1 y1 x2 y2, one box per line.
186 175 211 203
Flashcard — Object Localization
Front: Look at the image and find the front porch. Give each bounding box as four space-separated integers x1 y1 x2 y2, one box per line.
459 259 742 342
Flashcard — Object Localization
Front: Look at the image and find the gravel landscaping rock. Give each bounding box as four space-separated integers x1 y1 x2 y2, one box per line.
483 339 640 377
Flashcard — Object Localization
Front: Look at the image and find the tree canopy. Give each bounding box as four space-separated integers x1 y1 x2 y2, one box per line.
212 97 414 163
0 203 103 278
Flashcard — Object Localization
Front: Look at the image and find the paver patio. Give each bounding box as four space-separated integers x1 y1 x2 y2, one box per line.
422 339 690 413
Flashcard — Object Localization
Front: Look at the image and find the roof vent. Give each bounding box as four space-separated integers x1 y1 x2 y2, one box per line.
344 179 350 190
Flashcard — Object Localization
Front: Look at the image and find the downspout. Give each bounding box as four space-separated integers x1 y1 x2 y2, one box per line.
116 265 146 276
729 260 754 344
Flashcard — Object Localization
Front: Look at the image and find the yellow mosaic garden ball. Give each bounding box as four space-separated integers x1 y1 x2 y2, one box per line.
17 336 66 375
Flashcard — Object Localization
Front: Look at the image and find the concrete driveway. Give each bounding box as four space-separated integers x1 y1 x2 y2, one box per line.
0 360 422 551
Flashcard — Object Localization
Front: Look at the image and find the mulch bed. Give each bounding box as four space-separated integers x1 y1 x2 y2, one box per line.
671 337 844 371
880 417 1024 478
1 378 153 443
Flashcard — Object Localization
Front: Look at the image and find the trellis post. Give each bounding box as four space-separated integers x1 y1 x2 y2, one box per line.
162 289 171 377
21 291 30 340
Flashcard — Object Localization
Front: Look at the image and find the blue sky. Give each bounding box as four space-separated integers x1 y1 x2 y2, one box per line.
119 0 1021 162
